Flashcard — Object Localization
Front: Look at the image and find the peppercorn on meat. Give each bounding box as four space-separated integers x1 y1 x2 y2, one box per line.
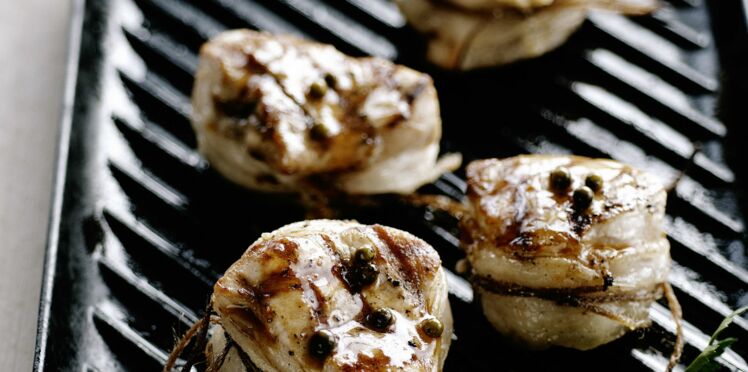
462 155 670 350
205 220 453 371
395 0 658 70
192 30 460 194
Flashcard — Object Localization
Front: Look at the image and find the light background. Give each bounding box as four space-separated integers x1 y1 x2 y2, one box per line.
0 0 72 370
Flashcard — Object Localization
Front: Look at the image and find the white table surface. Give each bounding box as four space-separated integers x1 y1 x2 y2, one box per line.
0 0 71 370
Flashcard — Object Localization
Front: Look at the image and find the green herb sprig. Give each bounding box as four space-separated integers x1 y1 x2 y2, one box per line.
684 306 747 372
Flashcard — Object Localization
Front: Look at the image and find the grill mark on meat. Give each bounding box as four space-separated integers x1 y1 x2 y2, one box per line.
325 61 389 160
204 221 451 371
316 234 337 257
249 100 285 169
216 239 305 343
253 100 278 139
506 230 580 257
222 329 263 372
355 60 411 129
308 282 328 323
569 200 631 236
332 263 353 293
318 234 353 294
224 304 276 344
466 157 656 253
374 225 421 297
340 349 392 372
199 31 451 194
570 211 593 236
245 53 270 74
258 268 303 297
221 268 306 344
257 239 333 325
404 78 430 105
373 225 440 305
213 95 256 122
250 43 385 173
256 238 300 264
241 46 325 171
210 329 235 370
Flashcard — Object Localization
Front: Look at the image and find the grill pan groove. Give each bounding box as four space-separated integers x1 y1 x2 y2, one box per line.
35 0 748 370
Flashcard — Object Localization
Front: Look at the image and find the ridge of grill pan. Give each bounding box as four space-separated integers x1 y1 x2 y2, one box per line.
35 0 748 370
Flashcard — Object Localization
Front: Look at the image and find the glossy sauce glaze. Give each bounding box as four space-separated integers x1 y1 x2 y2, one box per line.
209 220 452 371
465 155 666 256
191 30 460 194
461 155 671 350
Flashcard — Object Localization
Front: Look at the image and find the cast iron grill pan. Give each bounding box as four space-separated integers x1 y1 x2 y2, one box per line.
34 0 748 370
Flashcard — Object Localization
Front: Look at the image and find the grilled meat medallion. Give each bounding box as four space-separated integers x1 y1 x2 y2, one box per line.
396 0 657 70
206 220 453 371
192 30 460 194
462 155 670 349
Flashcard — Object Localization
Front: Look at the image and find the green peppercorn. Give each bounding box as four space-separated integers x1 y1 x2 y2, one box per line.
324 73 337 89
308 330 336 359
367 308 394 331
309 79 327 99
572 186 594 211
585 174 604 194
309 122 330 141
346 263 378 291
419 318 443 338
549 167 572 194
354 246 376 263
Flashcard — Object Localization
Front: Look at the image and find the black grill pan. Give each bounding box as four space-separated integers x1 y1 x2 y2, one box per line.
35 0 748 370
